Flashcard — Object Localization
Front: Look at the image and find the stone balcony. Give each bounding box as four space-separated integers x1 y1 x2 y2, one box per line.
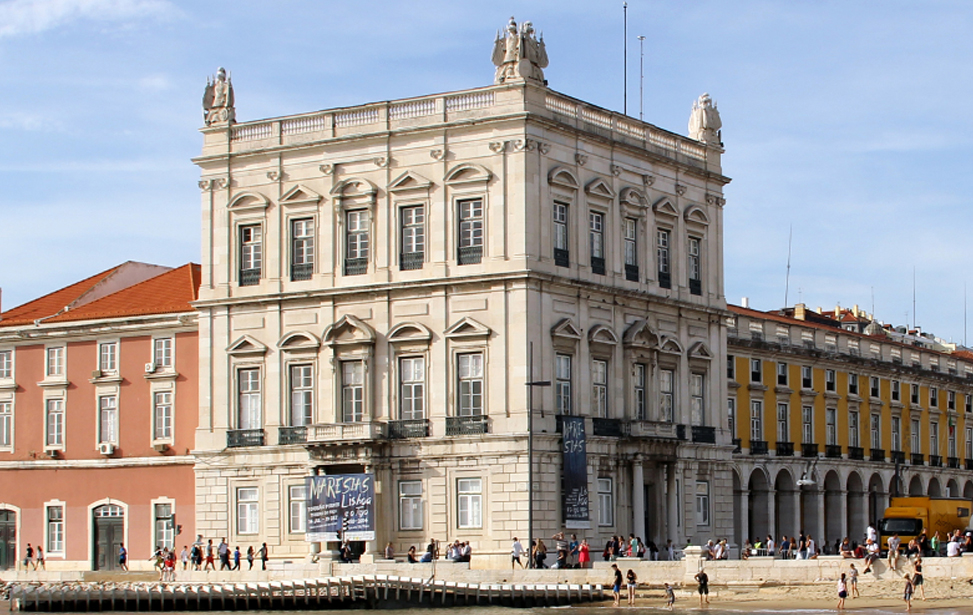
307 421 386 444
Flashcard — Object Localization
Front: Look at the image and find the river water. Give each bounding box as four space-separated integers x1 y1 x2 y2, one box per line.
59 607 967 615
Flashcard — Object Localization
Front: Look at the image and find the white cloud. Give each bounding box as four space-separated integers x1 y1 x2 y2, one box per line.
0 0 177 38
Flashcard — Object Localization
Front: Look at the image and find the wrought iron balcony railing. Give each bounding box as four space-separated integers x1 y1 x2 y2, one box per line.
554 248 570 268
847 446 864 460
625 264 639 282
278 426 307 445
802 443 819 458
239 268 260 287
825 444 842 458
750 440 769 455
870 448 886 462
387 419 429 439
691 425 716 444
399 252 424 271
227 429 264 448
929 454 943 467
592 417 624 437
290 262 313 281
457 245 482 265
911 453 925 466
446 415 488 435
776 441 794 456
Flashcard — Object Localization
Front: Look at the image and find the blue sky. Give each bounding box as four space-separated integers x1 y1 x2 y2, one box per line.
1 0 972 342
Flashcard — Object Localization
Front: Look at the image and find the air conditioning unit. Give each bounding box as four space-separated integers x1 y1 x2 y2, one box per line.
91 369 102 379
144 362 157 374
98 442 115 455
152 442 169 453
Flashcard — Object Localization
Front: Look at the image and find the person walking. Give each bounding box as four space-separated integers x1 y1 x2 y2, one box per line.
903 573 914 612
610 564 622 607
664 582 675 610
23 543 34 571
118 543 128 571
247 546 255 570
259 542 269 570
912 556 925 600
848 563 860 598
180 545 189 570
511 537 525 569
35 545 46 570
233 546 241 570
694 567 710 606
218 538 230 570
626 568 637 606
204 540 215 571
836 572 847 610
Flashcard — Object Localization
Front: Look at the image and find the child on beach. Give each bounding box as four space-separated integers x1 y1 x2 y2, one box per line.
836 572 847 610
903 573 914 612
848 563 859 598
664 582 675 609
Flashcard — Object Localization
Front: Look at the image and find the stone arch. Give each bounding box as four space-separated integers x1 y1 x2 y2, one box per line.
964 480 973 501
946 478 960 498
824 470 843 546
748 467 771 543
867 473 887 526
928 476 942 497
908 475 924 496
732 469 745 550
846 471 866 541
774 468 797 541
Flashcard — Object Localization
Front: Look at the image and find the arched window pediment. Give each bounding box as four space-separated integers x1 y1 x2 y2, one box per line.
588 324 619 345
619 187 648 209
324 315 376 346
330 177 378 208
659 336 683 355
388 322 434 343
623 319 659 348
227 191 270 212
277 330 321 351
684 205 710 226
444 163 492 186
548 166 580 190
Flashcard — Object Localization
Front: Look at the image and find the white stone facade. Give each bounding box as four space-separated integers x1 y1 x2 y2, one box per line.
193 77 733 566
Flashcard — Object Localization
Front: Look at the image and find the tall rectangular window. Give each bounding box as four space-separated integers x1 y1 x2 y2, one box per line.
289 364 313 426
456 478 482 528
553 202 569 264
825 369 836 392
399 481 423 531
871 413 881 449
236 487 259 534
802 405 813 443
727 398 736 436
99 395 118 444
690 373 705 426
457 353 484 416
633 363 646 420
47 506 64 554
155 503 174 549
849 410 860 447
0 401 11 447
870 377 880 398
911 418 921 453
457 198 484 264
555 354 572 415
892 380 901 401
99 342 117 374
930 387 939 408
624 218 638 280
891 416 901 451
750 358 762 383
777 403 789 442
911 383 920 404
592 359 608 417
238 368 261 430
656 229 671 288
589 211 605 274
289 485 307 534
400 205 425 270
0 349 11 379
660 368 674 422
46 399 64 446
750 400 763 442
948 390 956 411
695 481 710 526
848 373 858 395
949 428 957 457
597 478 613 526
345 210 369 275
153 391 173 440
966 394 972 413
802 365 813 389
239 225 262 286
341 361 365 422
153 338 173 368
290 218 314 280
930 421 940 455
777 362 788 386
399 357 425 420
688 236 702 295
46 347 64 378
824 408 838 446
726 355 735 379
967 427 973 460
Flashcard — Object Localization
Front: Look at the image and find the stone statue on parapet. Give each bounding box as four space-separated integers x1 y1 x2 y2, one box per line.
492 16 548 85
688 93 722 145
203 67 236 126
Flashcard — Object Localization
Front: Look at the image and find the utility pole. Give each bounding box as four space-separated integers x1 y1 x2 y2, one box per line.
623 2 628 115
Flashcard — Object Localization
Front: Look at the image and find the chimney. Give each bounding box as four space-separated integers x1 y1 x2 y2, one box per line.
741 297 749 309
816 306 823 314
835 304 841 318
853 304 859 317
795 303 806 321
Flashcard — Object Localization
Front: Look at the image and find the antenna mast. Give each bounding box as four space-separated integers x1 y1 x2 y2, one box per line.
784 224 793 307
623 3 628 115
913 267 916 331
638 35 645 121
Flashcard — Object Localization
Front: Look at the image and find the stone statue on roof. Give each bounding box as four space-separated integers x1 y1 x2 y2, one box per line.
203 67 236 126
491 17 548 85
688 93 721 145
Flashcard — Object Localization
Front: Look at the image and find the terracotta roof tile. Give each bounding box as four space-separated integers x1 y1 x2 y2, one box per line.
0 264 124 327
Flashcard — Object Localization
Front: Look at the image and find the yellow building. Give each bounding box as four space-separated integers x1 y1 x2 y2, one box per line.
727 303 973 552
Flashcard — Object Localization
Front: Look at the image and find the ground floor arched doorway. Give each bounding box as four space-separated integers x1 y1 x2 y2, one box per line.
0 509 15 570
93 504 124 570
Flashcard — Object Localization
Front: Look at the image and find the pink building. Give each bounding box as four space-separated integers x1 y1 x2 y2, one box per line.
0 262 199 571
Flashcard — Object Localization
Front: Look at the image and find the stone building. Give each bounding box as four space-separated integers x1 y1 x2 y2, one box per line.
192 19 733 566
728 303 973 551
0 262 199 571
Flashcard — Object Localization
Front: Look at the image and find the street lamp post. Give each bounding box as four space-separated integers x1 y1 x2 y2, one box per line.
525 342 550 568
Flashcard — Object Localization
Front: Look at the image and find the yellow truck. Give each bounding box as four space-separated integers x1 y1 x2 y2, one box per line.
879 497 973 553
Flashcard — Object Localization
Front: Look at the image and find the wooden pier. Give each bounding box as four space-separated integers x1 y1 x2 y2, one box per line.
8 576 604 611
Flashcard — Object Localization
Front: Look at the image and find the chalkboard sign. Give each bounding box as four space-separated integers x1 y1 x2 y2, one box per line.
305 473 376 542
561 416 590 529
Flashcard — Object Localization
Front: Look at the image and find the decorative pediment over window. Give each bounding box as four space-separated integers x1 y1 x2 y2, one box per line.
585 177 616 201
280 185 323 207
444 163 492 186
688 341 713 360
277 330 321 351
588 324 619 346
388 322 433 343
551 318 582 341
388 171 433 194
323 315 376 346
548 167 580 190
684 205 710 226
619 187 648 208
330 177 378 209
653 197 679 219
227 192 270 212
659 336 684 355
623 319 659 348
227 335 269 356
444 316 491 339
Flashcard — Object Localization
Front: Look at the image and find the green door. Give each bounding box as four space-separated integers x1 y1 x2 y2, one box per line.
93 505 124 570
0 509 15 570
